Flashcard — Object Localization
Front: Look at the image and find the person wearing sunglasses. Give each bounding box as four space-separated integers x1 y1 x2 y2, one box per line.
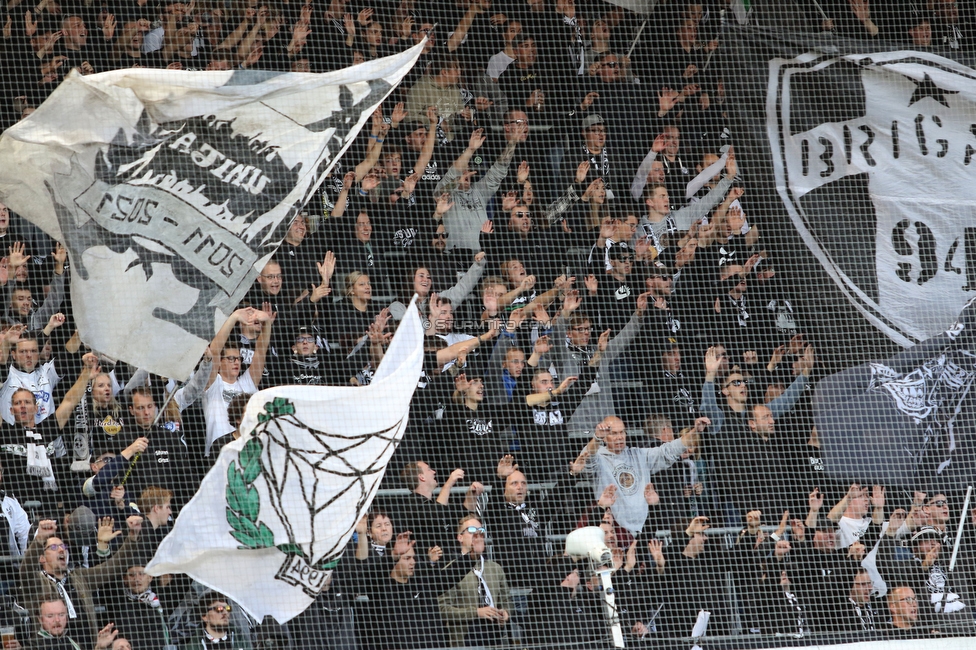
439 516 512 647
187 592 249 649
701 344 815 526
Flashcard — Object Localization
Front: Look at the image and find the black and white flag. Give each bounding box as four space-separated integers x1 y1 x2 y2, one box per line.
766 48 976 346
0 43 423 379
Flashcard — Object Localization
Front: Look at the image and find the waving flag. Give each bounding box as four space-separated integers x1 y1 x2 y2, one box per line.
146 299 424 622
0 43 423 379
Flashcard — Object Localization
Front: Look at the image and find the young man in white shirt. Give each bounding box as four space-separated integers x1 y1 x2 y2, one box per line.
201 307 273 456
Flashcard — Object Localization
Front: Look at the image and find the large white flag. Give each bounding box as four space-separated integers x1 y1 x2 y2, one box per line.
145 299 424 622
0 43 423 379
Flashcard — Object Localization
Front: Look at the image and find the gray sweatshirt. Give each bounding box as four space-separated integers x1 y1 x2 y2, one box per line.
436 156 511 252
584 438 689 535
552 309 644 438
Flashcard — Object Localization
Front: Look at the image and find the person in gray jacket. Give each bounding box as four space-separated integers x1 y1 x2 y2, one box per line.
551 288 650 439
571 415 709 538
435 124 524 253
639 148 738 255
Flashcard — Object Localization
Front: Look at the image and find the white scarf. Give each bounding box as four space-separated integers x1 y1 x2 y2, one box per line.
472 557 495 608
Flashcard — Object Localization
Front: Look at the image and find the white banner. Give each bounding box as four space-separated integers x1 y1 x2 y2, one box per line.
0 43 423 379
767 50 976 346
145 300 424 623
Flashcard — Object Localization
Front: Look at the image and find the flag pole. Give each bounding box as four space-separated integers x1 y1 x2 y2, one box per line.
119 387 179 488
626 20 647 59
949 485 973 572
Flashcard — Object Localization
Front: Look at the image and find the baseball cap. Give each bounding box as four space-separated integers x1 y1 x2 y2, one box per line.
582 114 605 129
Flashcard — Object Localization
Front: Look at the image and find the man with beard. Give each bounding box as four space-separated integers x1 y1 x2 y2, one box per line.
20 518 140 646
181 592 249 649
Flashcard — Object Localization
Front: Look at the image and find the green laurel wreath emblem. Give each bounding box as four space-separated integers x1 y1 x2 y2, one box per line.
226 437 274 549
226 398 295 549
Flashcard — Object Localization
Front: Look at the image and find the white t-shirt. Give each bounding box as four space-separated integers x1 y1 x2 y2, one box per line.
0 361 61 425
836 515 872 549
486 51 515 80
202 373 257 455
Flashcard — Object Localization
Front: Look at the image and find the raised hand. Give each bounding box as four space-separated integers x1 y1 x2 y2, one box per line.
598 484 617 508
562 289 582 314
704 346 723 375
7 242 29 268
392 531 415 558
554 375 577 395
52 242 68 267
517 160 530 184
644 482 660 506
468 128 486 151
809 487 824 511
871 484 886 509
391 101 407 127
497 455 518 478
434 193 454 216
97 517 122 545
657 88 680 114
575 160 591 183
47 312 67 331
533 335 550 355
584 274 598 294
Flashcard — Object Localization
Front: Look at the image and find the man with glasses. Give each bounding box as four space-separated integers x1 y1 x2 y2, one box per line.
184 592 250 649
701 344 815 525
438 516 512 647
20 518 140 647
479 203 551 283
885 585 921 635
273 326 329 386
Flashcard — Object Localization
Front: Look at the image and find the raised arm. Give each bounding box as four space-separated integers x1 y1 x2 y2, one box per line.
207 308 250 388
248 306 274 387
699 346 725 431
767 346 814 418
440 253 486 308
435 326 499 368
54 352 99 429
413 106 438 185
173 349 214 412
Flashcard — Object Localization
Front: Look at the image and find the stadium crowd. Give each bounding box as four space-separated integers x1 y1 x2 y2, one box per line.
2 0 976 648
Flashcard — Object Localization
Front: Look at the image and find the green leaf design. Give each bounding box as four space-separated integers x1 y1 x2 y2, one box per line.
225 437 274 550
257 522 275 548
239 438 263 483
257 397 297 423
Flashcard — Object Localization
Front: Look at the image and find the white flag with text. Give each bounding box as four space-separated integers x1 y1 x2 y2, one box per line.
0 43 423 379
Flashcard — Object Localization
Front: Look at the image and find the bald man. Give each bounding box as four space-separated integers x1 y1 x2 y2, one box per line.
572 415 708 537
